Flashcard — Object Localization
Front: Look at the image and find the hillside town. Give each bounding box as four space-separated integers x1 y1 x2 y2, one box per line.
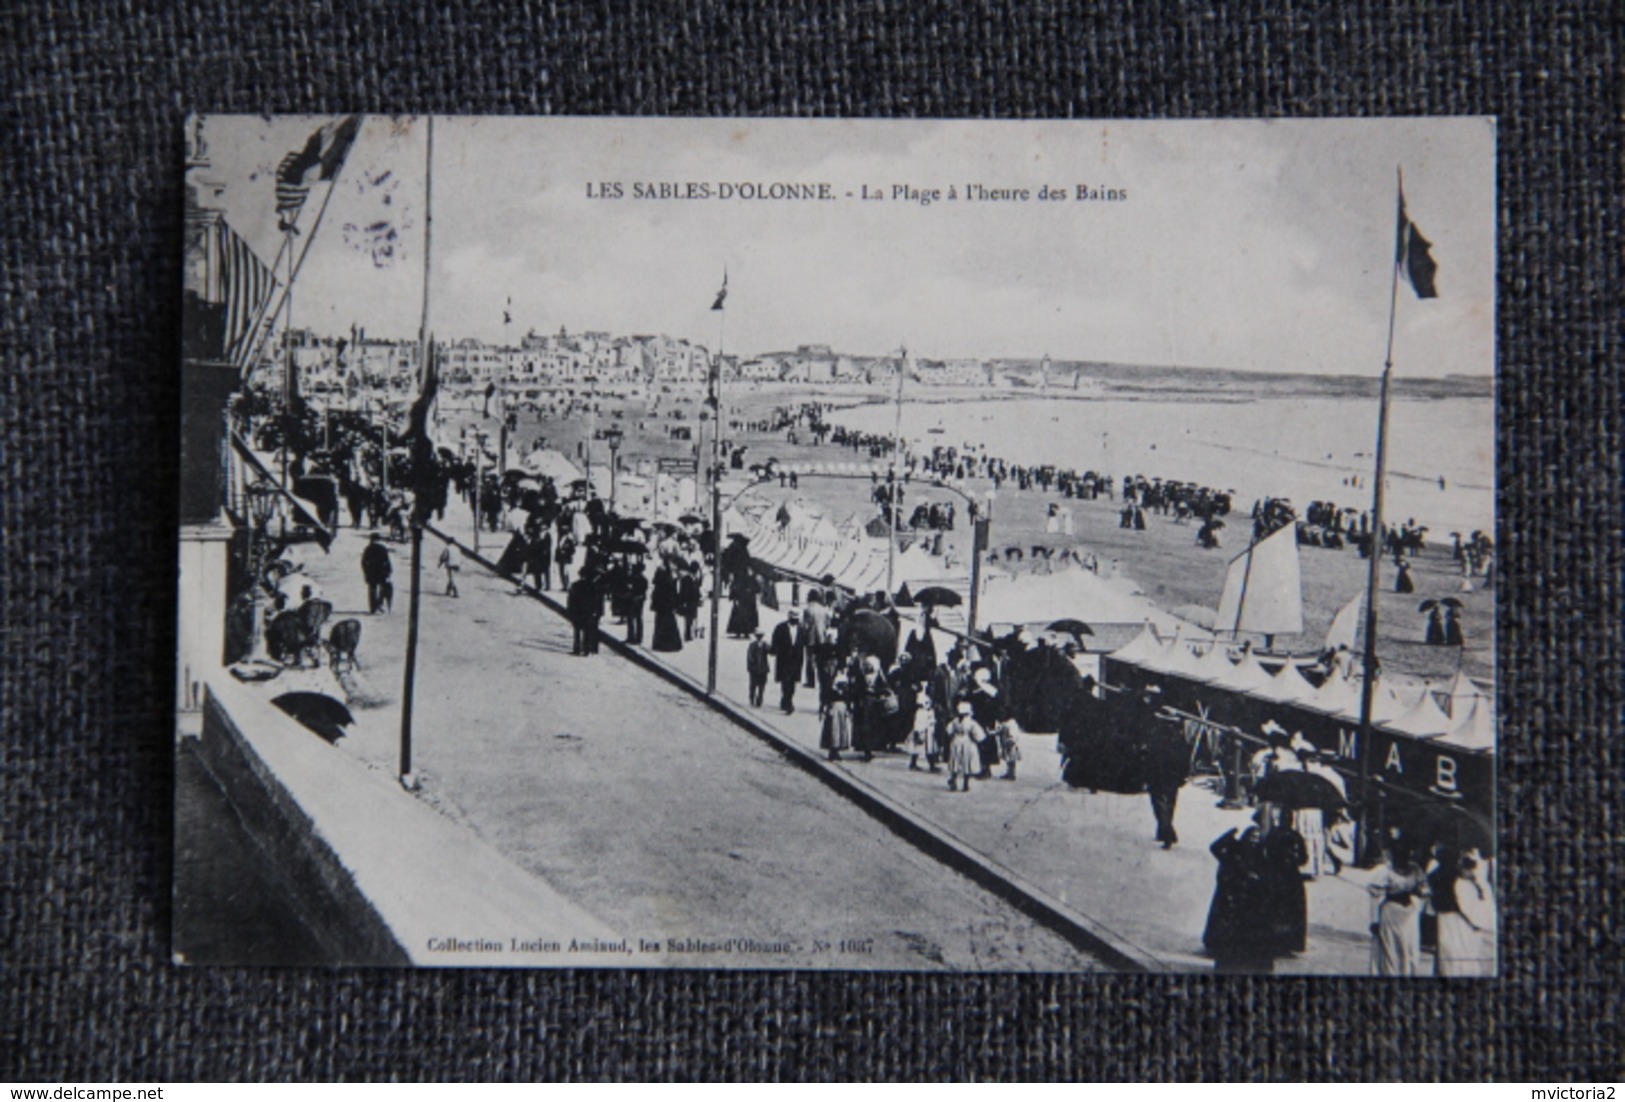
279 327 1083 396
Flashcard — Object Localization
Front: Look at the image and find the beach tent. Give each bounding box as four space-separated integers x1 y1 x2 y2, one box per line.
1213 651 1281 696
1386 690 1455 738
1162 639 1212 681
522 448 582 484
1439 670 1492 719
1110 624 1164 667
1263 661 1320 707
1436 696 1496 752
1192 642 1239 683
1308 672 1361 717
975 565 1185 631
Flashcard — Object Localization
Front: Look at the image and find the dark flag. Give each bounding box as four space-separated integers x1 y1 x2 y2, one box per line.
408 338 444 525
276 116 362 231
1396 185 1439 299
711 269 728 311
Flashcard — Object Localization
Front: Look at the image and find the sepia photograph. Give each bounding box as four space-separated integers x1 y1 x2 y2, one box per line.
176 115 1496 975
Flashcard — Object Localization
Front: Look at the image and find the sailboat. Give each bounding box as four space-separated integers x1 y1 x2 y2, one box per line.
1212 522 1303 652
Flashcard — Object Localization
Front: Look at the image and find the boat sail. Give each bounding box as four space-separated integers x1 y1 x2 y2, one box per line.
1213 523 1303 640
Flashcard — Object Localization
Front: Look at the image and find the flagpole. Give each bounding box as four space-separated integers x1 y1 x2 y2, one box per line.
886 345 906 597
1355 167 1405 865
706 278 726 695
400 114 434 790
237 162 348 382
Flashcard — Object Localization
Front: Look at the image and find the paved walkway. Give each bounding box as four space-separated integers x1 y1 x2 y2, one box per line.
414 506 1384 974
247 524 1105 972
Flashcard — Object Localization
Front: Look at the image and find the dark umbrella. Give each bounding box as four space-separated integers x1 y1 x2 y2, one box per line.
271 691 355 745
679 514 704 525
912 586 963 608
1395 800 1495 857
612 539 648 555
1046 618 1095 638
728 533 751 544
1254 770 1347 811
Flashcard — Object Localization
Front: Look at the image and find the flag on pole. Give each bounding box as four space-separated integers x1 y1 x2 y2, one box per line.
220 221 277 362
711 269 728 311
1396 183 1439 299
276 115 361 231
408 337 444 524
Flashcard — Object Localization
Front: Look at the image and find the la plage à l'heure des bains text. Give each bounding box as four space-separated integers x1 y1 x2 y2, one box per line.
584 181 1127 204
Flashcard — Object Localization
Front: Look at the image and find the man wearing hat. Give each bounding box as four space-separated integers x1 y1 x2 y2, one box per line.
361 532 393 615
745 630 771 708
770 606 806 714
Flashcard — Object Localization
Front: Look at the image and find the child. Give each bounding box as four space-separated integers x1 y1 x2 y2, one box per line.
745 631 770 707
996 718 1022 780
944 701 984 792
819 679 852 762
436 541 460 598
906 696 939 772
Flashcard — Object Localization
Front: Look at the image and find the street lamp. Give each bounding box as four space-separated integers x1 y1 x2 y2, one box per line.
472 429 489 554
603 426 624 512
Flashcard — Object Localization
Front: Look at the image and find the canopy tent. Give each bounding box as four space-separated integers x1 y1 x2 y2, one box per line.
1109 624 1164 666
1438 669 1492 719
975 565 1189 632
1385 690 1455 738
1308 671 1362 717
1212 651 1281 696
1263 661 1321 707
1436 696 1496 752
521 448 582 485
1191 642 1240 682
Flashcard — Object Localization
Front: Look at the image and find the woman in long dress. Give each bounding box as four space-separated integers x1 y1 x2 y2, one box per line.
725 571 760 638
819 679 852 762
1435 850 1497 976
649 560 684 653
1369 846 1429 976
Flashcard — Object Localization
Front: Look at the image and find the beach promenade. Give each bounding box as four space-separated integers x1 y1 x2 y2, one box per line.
233 524 1109 972
413 507 1384 974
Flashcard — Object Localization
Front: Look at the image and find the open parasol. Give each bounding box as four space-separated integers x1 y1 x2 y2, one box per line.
913 586 964 608
271 691 355 745
1253 770 1347 810
1046 618 1095 639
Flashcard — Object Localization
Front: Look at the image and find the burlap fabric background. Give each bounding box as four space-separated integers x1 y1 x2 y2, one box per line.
2 1 1619 1082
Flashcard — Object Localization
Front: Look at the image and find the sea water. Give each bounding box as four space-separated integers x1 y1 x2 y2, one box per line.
834 393 1494 538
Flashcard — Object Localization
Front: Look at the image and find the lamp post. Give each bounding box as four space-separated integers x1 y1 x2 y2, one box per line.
604 426 624 512
472 429 488 555
928 479 993 637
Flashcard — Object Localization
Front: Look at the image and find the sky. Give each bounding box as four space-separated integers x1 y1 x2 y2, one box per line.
199 115 1495 377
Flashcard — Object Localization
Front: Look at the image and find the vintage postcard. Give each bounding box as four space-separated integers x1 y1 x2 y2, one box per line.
176 116 1496 974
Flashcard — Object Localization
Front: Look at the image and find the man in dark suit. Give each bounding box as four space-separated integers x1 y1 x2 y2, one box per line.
361 532 393 614
770 607 806 714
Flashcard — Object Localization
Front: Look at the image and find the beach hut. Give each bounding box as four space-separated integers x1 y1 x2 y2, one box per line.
1213 651 1280 696
1191 642 1239 683
1386 690 1455 738
1438 670 1492 719
1263 661 1320 707
1110 624 1164 668
1436 696 1496 752
1307 672 1360 717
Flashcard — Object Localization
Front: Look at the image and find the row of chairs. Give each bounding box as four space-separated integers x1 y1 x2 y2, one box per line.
265 599 362 671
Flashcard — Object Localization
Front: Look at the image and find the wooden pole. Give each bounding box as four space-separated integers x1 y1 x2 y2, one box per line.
399 115 434 788
1355 167 1404 863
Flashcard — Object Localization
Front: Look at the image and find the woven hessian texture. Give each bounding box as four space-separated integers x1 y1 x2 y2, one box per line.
2 1 1619 1082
